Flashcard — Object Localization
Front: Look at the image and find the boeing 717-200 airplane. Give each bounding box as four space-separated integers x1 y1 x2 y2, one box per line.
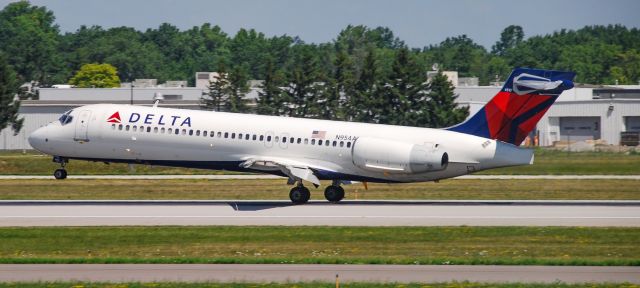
28 68 575 204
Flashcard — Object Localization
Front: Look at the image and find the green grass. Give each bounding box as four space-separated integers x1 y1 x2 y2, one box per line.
0 283 637 288
0 179 637 200
0 149 638 175
0 226 637 266
480 149 640 175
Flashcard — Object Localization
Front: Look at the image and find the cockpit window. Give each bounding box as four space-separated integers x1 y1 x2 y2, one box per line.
58 110 74 125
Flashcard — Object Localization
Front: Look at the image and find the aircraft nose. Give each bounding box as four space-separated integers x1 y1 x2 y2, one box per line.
28 126 49 152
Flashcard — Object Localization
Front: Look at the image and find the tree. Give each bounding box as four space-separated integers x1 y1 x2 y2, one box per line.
0 54 24 135
492 25 524 56
320 49 355 120
378 47 429 126
0 1 61 84
68 63 120 88
201 63 229 112
226 64 250 113
425 72 469 128
349 47 379 123
257 58 286 116
283 46 324 118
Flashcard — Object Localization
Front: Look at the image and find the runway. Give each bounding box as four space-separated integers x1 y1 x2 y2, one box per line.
0 264 638 283
0 174 639 180
1 200 638 227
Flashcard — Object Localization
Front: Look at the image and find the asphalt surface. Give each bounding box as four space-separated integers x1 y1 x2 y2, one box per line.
1 200 638 227
0 174 639 179
0 264 638 283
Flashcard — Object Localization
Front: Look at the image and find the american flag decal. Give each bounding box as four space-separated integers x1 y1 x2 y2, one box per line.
311 130 326 139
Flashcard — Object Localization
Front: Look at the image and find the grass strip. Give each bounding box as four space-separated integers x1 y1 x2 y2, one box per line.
0 179 637 200
0 283 637 288
0 149 638 175
1 226 637 266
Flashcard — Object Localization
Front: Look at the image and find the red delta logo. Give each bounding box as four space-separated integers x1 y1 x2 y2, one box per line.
107 112 122 123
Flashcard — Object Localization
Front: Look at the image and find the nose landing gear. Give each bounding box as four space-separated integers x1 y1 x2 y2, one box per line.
52 156 68 180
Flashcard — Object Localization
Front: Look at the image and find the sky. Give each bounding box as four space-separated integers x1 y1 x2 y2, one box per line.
2 0 639 49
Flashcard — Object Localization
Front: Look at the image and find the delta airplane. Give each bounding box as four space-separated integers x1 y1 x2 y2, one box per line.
28 68 575 204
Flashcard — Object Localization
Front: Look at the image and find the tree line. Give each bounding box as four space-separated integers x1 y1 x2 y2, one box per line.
1 1 640 130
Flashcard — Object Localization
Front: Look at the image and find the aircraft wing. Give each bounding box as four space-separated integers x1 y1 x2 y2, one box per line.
239 156 333 186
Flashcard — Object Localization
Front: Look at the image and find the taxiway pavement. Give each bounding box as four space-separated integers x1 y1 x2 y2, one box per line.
0 264 638 283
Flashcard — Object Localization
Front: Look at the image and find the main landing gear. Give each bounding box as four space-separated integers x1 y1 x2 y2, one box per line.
53 156 67 180
289 184 311 204
288 180 345 204
324 183 345 203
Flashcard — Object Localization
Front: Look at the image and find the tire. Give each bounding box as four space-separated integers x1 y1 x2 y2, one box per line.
324 185 345 202
54 169 67 180
289 186 310 204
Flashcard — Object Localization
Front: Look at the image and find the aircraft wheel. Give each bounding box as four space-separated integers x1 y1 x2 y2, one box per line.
289 186 310 204
53 169 67 180
324 185 345 202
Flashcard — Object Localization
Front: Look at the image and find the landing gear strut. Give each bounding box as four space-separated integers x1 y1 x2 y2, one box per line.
53 156 68 180
289 183 310 204
324 182 345 203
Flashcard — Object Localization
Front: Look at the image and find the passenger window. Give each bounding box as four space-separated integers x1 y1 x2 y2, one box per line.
224 132 228 138
203 131 207 137
267 136 272 142
210 132 215 137
133 126 137 132
125 125 130 131
290 137 294 144
168 128 172 134
252 135 257 140
189 130 194 136
231 133 235 139
275 136 279 143
304 139 308 145
111 124 116 130
347 142 351 148
332 141 337 147
174 129 179 135
217 132 221 138
161 127 165 133
139 126 144 132
196 130 200 136
181 129 186 135
118 124 123 130
239 133 243 139
340 141 344 147
259 135 264 141
311 139 315 145
282 137 287 143
153 127 158 133
245 134 249 140
147 127 151 133
318 140 323 145
297 138 301 144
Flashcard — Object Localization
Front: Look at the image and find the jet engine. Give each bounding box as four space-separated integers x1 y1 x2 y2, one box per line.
351 137 448 174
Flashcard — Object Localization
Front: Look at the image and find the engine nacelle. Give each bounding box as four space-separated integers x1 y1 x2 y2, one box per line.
351 137 448 174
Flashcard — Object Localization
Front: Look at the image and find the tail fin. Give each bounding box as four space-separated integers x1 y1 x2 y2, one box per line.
447 68 576 145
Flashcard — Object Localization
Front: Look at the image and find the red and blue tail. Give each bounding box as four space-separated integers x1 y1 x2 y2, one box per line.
447 68 576 145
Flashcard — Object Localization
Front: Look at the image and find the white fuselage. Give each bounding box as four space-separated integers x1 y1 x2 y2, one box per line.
29 104 534 183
